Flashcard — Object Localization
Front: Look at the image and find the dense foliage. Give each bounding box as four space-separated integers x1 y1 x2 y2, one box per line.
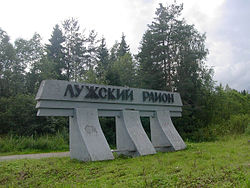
0 2 249 142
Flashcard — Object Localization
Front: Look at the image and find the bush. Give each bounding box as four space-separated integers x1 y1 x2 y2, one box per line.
0 94 68 136
174 88 250 142
179 114 250 142
228 114 250 134
245 123 250 135
214 114 250 136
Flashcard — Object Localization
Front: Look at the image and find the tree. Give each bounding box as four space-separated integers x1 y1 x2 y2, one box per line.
137 3 214 136
106 34 135 86
96 37 110 82
15 33 44 74
0 28 15 74
85 30 99 71
117 33 130 57
139 3 185 91
33 56 59 83
0 28 25 97
110 53 136 87
173 24 212 106
46 24 65 80
19 33 45 94
138 2 212 92
62 18 87 81
109 41 119 63
137 30 165 90
109 34 130 64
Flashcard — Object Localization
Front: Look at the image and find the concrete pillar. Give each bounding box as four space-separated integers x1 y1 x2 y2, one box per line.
116 110 156 156
70 108 114 161
150 110 186 151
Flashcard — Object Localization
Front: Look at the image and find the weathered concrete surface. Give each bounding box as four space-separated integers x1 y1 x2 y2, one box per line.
0 152 69 161
150 110 186 151
36 80 183 118
116 114 137 156
36 80 183 107
116 110 156 156
70 108 114 161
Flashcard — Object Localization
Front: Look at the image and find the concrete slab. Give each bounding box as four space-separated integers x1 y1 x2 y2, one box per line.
70 108 114 161
117 110 156 156
150 110 186 151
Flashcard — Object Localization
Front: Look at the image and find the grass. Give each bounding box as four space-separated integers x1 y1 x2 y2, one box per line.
0 135 249 187
0 132 69 156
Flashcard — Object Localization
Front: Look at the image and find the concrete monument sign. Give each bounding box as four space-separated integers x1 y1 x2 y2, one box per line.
36 80 186 161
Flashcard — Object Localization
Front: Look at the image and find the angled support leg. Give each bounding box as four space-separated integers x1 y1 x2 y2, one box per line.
116 110 156 156
70 108 114 161
150 110 186 151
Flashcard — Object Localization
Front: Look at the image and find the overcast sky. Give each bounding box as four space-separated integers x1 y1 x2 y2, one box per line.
0 0 249 91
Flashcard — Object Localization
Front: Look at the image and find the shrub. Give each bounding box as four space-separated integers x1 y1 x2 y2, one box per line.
228 114 249 134
215 114 250 135
0 94 68 136
245 123 250 135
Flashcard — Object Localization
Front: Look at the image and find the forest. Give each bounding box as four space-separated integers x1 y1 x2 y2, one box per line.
0 3 249 147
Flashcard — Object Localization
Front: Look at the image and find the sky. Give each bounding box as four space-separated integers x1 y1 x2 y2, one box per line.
0 0 249 91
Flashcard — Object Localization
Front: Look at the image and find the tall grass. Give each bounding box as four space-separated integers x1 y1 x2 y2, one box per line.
0 131 69 154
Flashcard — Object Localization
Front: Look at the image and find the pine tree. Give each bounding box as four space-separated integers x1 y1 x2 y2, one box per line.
86 30 99 69
96 37 109 81
137 3 214 134
106 33 135 86
47 24 65 80
148 3 185 91
111 53 136 87
117 33 130 57
138 2 212 93
110 41 119 63
137 30 165 90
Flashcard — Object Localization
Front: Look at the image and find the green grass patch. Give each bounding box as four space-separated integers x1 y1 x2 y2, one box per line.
0 135 249 187
0 132 69 155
